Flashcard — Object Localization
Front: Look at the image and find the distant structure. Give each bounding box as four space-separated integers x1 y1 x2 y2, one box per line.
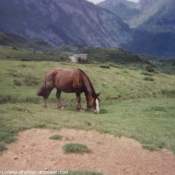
69 54 87 63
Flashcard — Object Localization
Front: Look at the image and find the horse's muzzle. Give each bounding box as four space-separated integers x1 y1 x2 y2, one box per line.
94 110 100 114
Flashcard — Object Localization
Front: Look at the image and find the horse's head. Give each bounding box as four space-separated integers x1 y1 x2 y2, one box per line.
88 92 101 114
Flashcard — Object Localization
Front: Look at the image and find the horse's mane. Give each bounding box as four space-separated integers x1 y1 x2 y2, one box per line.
77 69 96 95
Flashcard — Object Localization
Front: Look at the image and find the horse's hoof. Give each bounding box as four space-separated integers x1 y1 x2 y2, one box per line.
42 105 47 109
79 109 85 112
60 106 65 110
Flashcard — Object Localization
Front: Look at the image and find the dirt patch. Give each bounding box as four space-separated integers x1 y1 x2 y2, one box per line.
1 128 175 175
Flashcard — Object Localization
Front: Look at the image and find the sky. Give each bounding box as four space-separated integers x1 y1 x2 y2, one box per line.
87 0 139 4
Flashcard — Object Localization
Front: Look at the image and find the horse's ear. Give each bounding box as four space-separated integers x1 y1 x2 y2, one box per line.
97 92 101 97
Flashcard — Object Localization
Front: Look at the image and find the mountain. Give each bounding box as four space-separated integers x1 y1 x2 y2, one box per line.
99 0 175 57
98 0 140 21
0 0 131 48
99 0 175 31
129 0 175 57
1 0 175 57
129 0 175 32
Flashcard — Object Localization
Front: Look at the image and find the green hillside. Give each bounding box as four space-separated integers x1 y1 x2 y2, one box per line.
0 32 53 51
86 47 150 65
0 45 67 62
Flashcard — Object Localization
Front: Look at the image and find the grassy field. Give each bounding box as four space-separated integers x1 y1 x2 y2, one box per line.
0 58 175 154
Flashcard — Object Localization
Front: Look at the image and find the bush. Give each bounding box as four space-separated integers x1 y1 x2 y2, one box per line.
108 63 123 69
145 65 155 72
143 77 154 81
161 90 175 97
13 79 21 86
141 72 153 76
99 64 110 69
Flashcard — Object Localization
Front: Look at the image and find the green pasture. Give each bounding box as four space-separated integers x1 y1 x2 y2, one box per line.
0 59 175 154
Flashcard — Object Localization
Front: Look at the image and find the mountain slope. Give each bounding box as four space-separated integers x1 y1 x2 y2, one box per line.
98 0 140 21
129 0 175 57
99 0 175 57
99 0 175 32
125 0 175 33
0 0 131 48
136 0 175 33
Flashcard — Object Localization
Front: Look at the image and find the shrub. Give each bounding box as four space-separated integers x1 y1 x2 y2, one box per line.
13 79 21 86
0 95 13 104
161 90 175 97
99 64 110 69
145 65 155 72
33 123 46 128
143 77 154 81
108 63 123 69
21 58 31 61
141 72 153 76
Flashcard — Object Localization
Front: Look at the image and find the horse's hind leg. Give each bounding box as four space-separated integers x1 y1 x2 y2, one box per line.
42 88 53 108
56 89 64 109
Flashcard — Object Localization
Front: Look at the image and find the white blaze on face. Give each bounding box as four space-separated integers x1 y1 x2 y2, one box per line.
96 98 100 113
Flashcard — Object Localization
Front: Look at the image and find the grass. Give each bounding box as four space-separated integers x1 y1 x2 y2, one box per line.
151 106 167 112
0 126 18 152
0 126 17 144
0 143 8 152
0 58 175 154
49 134 63 140
63 143 91 154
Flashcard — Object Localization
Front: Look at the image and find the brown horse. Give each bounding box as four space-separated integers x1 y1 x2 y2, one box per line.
37 68 100 114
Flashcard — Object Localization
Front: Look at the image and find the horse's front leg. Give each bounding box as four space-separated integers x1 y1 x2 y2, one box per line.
56 89 64 109
42 98 47 108
76 92 84 112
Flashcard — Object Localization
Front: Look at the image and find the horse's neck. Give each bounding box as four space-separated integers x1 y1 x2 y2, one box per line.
83 75 95 97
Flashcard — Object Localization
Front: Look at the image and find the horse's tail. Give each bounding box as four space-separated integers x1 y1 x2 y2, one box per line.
37 76 46 97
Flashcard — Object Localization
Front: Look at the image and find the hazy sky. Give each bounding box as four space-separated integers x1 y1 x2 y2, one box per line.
87 0 139 4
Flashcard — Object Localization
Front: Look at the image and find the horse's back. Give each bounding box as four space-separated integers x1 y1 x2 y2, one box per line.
47 68 84 93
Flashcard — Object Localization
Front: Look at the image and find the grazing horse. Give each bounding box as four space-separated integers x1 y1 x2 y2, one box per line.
37 68 100 114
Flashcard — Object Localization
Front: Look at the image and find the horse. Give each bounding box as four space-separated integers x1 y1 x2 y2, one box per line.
37 68 100 114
